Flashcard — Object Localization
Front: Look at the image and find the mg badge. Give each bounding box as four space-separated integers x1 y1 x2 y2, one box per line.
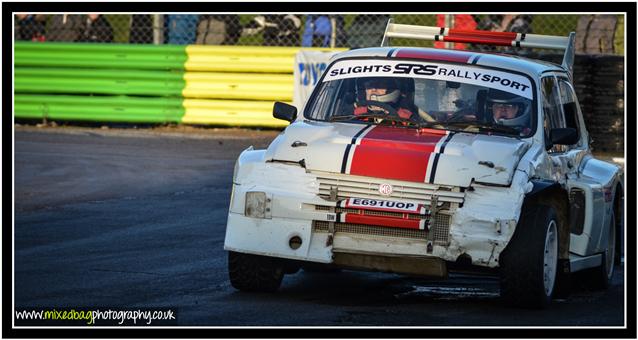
379 183 393 196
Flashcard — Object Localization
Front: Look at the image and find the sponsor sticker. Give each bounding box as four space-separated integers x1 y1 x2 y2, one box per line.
322 59 533 99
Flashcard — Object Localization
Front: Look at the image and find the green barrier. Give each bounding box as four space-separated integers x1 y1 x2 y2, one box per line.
15 41 184 52
15 55 186 70
15 68 185 81
15 94 184 123
15 50 187 61
13 42 342 127
16 77 185 96
15 94 183 107
15 103 184 123
15 43 188 70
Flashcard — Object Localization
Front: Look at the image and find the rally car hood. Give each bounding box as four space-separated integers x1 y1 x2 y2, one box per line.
264 121 530 187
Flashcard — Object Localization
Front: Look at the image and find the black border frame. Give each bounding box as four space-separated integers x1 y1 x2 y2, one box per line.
3 2 636 338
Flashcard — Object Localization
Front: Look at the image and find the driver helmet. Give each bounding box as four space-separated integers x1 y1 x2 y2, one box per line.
356 77 401 104
486 88 530 127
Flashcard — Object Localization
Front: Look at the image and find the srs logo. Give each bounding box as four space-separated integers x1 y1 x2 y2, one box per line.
378 183 393 196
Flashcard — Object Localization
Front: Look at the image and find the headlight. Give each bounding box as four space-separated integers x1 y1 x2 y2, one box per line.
245 191 271 219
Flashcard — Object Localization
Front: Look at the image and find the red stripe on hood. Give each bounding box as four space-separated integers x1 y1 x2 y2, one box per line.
395 49 473 63
349 126 447 182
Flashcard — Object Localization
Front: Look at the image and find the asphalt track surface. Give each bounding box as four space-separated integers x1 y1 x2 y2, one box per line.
14 126 625 327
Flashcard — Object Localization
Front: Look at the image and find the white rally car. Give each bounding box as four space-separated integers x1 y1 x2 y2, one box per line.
224 22 624 308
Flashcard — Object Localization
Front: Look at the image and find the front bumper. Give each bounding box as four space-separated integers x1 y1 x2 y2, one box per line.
224 159 527 269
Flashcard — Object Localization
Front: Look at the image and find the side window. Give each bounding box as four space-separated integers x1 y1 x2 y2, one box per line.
541 76 567 153
557 78 582 147
305 80 338 120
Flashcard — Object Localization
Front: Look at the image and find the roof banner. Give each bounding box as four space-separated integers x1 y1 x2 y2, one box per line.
323 59 533 99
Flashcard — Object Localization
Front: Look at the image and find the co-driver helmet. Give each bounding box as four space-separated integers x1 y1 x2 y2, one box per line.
485 88 531 127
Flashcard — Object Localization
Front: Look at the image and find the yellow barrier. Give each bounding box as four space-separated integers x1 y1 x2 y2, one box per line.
183 71 293 100
185 45 346 57
183 72 292 84
183 98 282 110
182 45 345 127
182 83 292 101
182 98 288 127
184 46 347 73
185 56 294 73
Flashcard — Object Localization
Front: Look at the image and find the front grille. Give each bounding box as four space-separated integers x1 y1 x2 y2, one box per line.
430 214 451 242
313 213 451 244
316 205 428 220
313 171 465 206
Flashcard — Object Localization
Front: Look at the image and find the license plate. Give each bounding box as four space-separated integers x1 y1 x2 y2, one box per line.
342 197 428 215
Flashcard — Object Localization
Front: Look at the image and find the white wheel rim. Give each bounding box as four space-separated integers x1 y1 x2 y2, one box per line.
606 212 616 279
543 220 558 296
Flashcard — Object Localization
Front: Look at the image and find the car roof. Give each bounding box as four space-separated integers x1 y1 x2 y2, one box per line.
331 47 567 78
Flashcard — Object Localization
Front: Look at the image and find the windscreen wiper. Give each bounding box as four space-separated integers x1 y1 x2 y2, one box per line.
330 113 419 127
443 121 521 136
416 121 446 129
329 114 370 121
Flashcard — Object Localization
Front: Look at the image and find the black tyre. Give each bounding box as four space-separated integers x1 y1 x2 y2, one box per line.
614 193 623 265
584 211 616 290
302 262 342 273
500 204 559 309
228 251 284 292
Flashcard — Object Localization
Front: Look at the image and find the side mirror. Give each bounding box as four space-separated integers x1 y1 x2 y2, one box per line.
550 127 579 146
273 102 297 122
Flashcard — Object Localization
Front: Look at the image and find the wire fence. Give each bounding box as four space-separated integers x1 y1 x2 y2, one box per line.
14 14 624 54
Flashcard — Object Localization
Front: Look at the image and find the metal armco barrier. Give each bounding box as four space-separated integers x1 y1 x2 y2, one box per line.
14 42 344 127
15 94 185 123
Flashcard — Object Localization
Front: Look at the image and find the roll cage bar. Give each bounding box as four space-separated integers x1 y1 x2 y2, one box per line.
381 19 576 77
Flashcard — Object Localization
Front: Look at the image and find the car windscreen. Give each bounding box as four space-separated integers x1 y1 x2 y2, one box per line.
304 58 537 138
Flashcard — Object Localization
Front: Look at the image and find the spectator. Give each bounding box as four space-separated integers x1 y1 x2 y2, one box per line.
301 15 347 48
195 15 241 45
500 14 533 33
475 14 533 34
165 14 199 45
46 14 85 42
76 14 114 43
347 15 390 49
474 14 502 31
15 14 47 41
576 15 617 54
129 14 153 44
242 15 301 46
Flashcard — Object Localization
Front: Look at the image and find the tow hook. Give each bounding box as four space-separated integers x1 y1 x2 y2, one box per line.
329 186 338 201
426 195 439 254
326 206 336 247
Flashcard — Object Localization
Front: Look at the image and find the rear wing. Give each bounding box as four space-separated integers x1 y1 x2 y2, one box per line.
381 19 576 76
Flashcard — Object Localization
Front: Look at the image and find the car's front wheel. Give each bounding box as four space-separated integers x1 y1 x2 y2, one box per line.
499 204 559 309
228 251 284 292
